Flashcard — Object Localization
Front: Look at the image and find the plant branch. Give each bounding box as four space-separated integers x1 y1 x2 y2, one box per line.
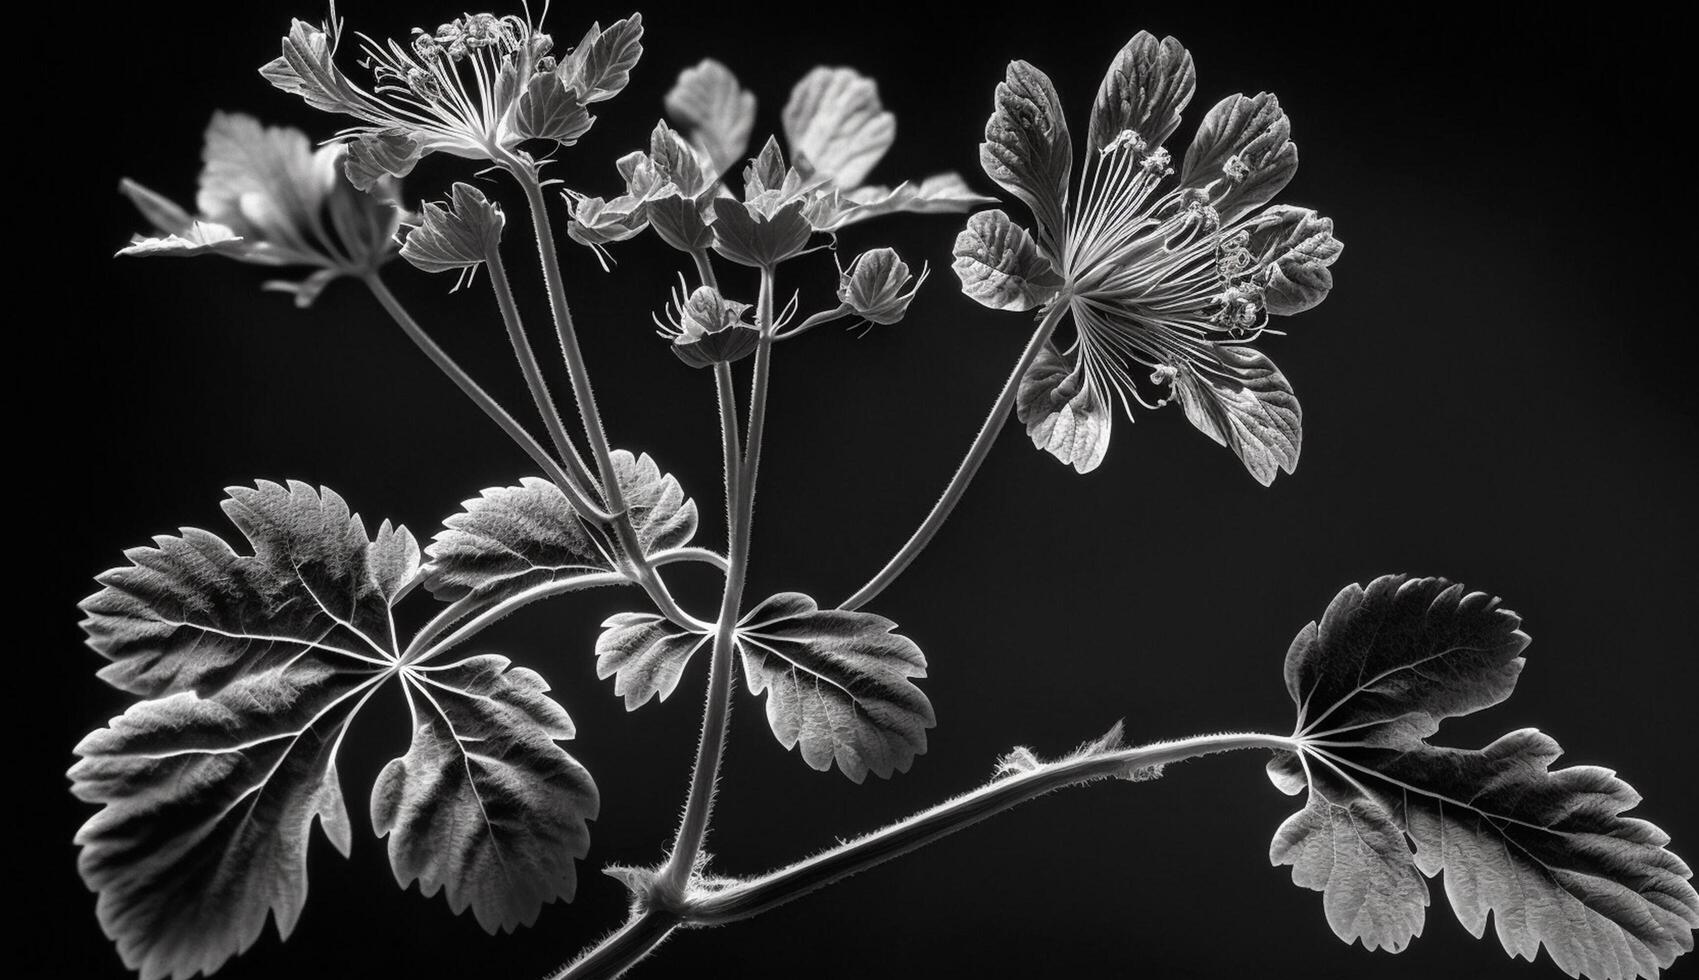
549 907 679 980
361 273 583 497
840 300 1070 611
683 730 1295 924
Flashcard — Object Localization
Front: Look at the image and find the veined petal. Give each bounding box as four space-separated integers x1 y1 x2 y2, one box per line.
1170 345 1301 485
1088 32 1196 153
1246 206 1343 315
951 209 1062 311
782 67 895 189
665 59 756 179
1017 343 1113 474
980 61 1072 251
1181 92 1298 221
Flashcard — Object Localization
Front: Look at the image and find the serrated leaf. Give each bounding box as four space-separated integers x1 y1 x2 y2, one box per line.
261 20 369 121
979 60 1072 250
1170 345 1301 486
735 593 935 783
514 73 594 144
1087 31 1195 154
1270 575 1699 979
951 208 1061 312
782 67 894 189
1016 342 1113 474
424 451 698 603
372 655 598 933
594 613 709 709
73 483 599 979
1181 92 1298 222
665 58 755 178
559 14 644 104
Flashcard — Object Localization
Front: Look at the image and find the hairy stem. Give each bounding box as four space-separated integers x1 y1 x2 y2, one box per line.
362 273 581 495
550 908 679 980
840 300 1069 611
684 731 1294 924
484 245 606 517
658 268 777 895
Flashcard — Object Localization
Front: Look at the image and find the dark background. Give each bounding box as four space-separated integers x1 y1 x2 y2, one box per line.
28 2 1696 978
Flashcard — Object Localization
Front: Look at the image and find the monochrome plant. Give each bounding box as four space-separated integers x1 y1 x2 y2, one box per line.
79 8 1696 980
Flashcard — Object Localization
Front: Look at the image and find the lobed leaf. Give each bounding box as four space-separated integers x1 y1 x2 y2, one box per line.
1269 575 1698 979
735 593 935 782
781 67 895 189
594 613 709 709
665 58 756 178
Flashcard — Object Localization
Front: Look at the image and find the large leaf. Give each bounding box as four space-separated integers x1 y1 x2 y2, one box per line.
736 593 935 782
73 483 599 979
1087 31 1196 154
372 655 598 932
665 58 756 178
1016 342 1113 474
424 450 698 603
952 208 1062 312
979 61 1072 251
1171 345 1301 486
1269 575 1698 978
781 67 894 189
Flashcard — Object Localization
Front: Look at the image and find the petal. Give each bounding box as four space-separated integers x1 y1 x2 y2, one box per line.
782 67 895 189
1170 345 1301 485
665 59 756 179
1181 92 1298 221
951 209 1062 312
1087 32 1196 154
979 61 1072 251
1017 343 1113 474
1246 206 1343 315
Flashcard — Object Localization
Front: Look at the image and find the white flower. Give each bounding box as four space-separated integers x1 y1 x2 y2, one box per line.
118 112 403 307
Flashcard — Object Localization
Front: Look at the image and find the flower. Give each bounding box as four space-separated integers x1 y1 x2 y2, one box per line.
262 11 642 188
663 60 994 229
837 248 927 326
118 111 404 307
653 279 760 368
953 32 1343 483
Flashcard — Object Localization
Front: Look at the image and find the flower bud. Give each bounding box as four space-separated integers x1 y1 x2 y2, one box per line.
400 183 504 288
655 281 759 368
838 247 926 325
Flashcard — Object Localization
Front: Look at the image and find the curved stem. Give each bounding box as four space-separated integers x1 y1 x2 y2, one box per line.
362 273 581 495
685 731 1295 924
484 245 607 518
549 908 679 980
659 269 776 895
840 301 1069 611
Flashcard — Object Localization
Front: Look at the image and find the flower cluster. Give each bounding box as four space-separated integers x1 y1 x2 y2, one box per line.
118 112 403 306
954 32 1342 482
262 11 643 188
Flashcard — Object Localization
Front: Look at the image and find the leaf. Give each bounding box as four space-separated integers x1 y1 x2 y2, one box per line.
710 195 813 269
1246 205 1343 316
1180 92 1298 221
1087 31 1196 154
118 221 247 259
782 67 895 189
372 655 598 933
1170 345 1301 486
980 60 1072 250
72 482 413 979
735 593 935 782
594 613 709 709
74 483 600 979
665 58 756 178
345 131 423 192
951 208 1062 312
424 451 698 603
558 14 644 104
1016 342 1113 474
261 20 371 121
836 172 995 226
1270 575 1699 978
401 183 504 275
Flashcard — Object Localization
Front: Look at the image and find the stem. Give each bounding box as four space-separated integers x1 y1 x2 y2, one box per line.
685 731 1294 924
484 245 606 518
658 269 777 895
362 273 582 495
549 908 679 980
840 300 1070 611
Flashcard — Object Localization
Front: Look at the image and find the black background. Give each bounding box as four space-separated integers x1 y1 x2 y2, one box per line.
29 2 1696 979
